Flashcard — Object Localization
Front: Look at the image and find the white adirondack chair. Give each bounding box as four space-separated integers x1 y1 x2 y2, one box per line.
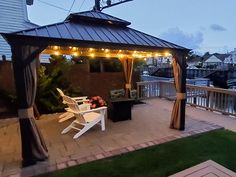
56 88 88 103
61 100 107 139
56 88 90 122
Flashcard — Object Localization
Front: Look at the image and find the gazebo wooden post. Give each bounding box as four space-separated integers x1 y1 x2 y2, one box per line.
170 51 187 130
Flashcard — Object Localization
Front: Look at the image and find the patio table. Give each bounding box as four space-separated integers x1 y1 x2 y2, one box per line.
109 98 135 122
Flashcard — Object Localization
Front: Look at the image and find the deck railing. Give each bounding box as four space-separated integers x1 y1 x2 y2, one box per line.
137 80 236 116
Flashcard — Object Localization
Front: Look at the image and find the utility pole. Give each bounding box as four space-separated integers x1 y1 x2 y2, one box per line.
94 0 101 11
93 0 133 11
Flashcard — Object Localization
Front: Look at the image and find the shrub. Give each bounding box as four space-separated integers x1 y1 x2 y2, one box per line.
35 55 81 113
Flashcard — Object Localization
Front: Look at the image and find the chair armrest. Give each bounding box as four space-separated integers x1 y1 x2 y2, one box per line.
79 106 107 115
72 96 88 101
75 99 90 103
66 106 107 115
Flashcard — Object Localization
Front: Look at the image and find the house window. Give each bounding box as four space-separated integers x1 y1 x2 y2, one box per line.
89 58 101 72
89 58 122 72
103 58 122 72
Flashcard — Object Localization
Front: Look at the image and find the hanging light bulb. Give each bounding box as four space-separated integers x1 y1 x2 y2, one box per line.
118 54 124 58
164 52 171 57
90 53 95 58
73 52 78 56
53 46 58 50
54 51 59 55
146 53 152 58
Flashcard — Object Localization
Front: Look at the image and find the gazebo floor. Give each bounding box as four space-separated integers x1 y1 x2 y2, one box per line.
0 98 221 177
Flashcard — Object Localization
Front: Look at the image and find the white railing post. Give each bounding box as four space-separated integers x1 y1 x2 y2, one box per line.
136 80 236 116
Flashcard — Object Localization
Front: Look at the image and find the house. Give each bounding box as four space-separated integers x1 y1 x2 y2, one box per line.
187 56 203 68
203 53 229 69
0 0 37 60
224 48 236 65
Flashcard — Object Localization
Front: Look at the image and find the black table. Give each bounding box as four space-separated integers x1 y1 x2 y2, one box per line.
109 98 135 122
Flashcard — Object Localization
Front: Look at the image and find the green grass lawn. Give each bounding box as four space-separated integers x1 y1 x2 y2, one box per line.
39 129 236 177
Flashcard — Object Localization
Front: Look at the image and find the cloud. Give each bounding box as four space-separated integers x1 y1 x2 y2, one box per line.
210 24 227 31
159 28 204 50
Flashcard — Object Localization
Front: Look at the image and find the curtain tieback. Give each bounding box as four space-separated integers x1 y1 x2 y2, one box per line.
125 84 131 89
176 92 186 100
18 107 34 118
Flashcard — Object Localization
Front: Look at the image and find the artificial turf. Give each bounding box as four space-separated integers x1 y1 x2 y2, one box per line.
38 129 236 177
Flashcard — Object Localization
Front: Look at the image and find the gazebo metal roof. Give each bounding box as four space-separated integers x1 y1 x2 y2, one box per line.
3 10 189 52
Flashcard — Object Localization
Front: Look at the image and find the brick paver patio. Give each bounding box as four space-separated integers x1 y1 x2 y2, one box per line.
0 98 223 177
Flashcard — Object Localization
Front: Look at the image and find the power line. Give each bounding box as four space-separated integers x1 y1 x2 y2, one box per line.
67 0 76 15
37 0 70 12
79 0 87 11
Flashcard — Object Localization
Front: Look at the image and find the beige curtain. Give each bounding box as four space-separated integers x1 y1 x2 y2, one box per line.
170 58 186 130
120 58 134 97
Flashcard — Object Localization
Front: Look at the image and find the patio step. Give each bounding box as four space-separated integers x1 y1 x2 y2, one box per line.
169 160 236 177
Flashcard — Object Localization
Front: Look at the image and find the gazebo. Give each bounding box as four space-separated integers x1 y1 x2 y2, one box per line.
1 10 190 166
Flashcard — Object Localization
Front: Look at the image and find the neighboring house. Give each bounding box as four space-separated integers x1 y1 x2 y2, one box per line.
146 56 172 68
187 56 203 67
0 0 37 60
224 48 236 64
203 53 229 69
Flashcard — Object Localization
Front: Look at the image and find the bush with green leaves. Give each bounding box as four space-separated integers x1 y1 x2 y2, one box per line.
36 55 81 113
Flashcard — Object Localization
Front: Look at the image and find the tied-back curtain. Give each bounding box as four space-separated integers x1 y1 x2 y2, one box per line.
170 57 186 130
11 44 48 166
120 58 134 97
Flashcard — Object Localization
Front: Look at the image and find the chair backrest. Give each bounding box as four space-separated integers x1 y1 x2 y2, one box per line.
56 88 65 97
66 102 87 124
63 95 91 124
110 89 125 99
62 95 77 104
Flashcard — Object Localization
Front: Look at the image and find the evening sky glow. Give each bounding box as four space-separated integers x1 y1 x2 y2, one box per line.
27 0 236 54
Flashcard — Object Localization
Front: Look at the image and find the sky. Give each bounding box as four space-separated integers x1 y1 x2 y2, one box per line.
27 0 236 55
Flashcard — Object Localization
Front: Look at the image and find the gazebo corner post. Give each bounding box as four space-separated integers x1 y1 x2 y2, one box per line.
170 51 188 130
9 41 49 167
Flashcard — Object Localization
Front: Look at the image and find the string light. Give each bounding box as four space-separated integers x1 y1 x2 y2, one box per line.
132 53 138 57
146 53 152 58
164 52 171 57
155 53 161 57
53 46 58 50
118 54 124 58
54 51 59 55
45 46 174 59
73 52 78 56
90 53 95 58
